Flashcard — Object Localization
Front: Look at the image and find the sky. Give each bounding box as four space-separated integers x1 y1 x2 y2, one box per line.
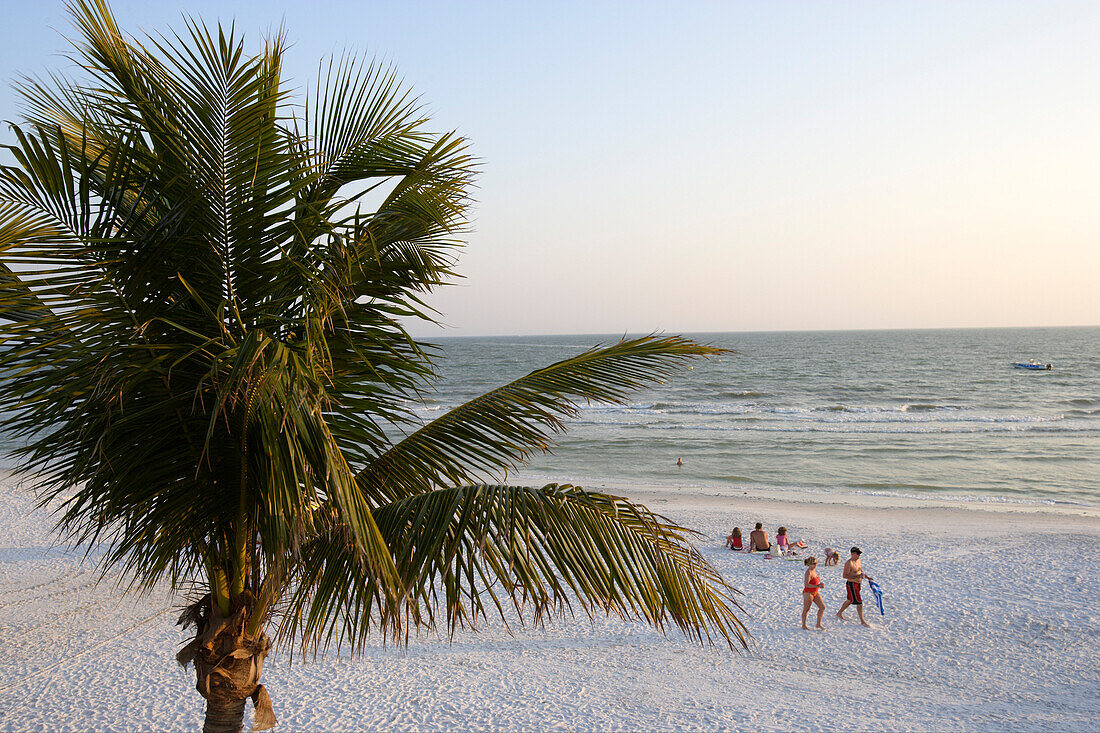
1 0 1097 336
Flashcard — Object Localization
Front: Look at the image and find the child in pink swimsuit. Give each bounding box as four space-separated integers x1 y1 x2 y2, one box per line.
776 526 805 554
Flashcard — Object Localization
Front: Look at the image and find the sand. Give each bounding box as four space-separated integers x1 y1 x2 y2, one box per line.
1 477 1097 732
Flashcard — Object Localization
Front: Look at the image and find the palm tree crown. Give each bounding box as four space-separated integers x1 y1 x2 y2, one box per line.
0 2 747 730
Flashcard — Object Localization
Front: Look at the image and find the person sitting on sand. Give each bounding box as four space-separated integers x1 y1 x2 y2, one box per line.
775 526 806 555
823 547 840 566
836 547 873 627
749 522 770 552
726 527 743 551
801 557 826 630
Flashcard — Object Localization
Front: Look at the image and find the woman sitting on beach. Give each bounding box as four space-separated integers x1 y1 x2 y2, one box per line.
726 527 743 551
801 557 826 630
776 526 806 555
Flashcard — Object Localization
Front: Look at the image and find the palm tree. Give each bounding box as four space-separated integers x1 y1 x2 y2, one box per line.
0 2 747 731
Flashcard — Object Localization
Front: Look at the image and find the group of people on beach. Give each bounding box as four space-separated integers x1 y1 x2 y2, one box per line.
725 522 808 554
726 522 874 630
800 548 873 629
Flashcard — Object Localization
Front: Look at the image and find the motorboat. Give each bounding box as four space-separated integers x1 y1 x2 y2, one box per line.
1012 360 1052 370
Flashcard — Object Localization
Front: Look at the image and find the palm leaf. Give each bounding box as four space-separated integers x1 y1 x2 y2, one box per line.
279 483 748 653
357 334 728 504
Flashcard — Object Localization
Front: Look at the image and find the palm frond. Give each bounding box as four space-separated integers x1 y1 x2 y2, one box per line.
357 335 727 504
302 55 429 202
279 483 748 654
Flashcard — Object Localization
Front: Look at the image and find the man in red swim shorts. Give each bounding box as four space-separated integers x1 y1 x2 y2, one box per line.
836 547 873 627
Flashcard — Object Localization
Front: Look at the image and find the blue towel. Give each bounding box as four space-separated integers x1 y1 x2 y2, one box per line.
867 579 885 616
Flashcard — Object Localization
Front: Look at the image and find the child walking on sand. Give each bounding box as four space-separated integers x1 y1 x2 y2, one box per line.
802 557 825 630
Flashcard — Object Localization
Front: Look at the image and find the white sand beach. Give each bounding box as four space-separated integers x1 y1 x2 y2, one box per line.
1 477 1097 732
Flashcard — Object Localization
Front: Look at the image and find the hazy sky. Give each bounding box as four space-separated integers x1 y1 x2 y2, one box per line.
2 1 1097 336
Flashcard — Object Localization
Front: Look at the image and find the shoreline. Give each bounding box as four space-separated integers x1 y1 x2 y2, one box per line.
509 470 1100 522
621 484 1100 533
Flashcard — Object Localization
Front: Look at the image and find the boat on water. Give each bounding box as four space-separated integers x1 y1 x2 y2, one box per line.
1012 360 1052 370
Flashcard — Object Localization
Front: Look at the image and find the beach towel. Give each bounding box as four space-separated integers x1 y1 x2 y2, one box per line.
867 579 885 616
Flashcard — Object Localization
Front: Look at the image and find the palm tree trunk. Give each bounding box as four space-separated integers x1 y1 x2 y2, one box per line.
203 697 247 733
178 596 277 733
193 629 276 733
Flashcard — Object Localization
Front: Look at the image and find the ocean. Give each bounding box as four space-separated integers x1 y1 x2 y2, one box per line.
1 326 1095 511
419 326 1099 510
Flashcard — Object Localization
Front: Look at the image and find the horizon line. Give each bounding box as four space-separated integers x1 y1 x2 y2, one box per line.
407 323 1100 340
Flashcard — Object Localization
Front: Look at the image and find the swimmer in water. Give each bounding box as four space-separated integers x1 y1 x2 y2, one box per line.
676 457 683 467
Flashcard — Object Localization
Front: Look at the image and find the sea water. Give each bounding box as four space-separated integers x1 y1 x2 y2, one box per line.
1 327 1095 511
419 327 1099 510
